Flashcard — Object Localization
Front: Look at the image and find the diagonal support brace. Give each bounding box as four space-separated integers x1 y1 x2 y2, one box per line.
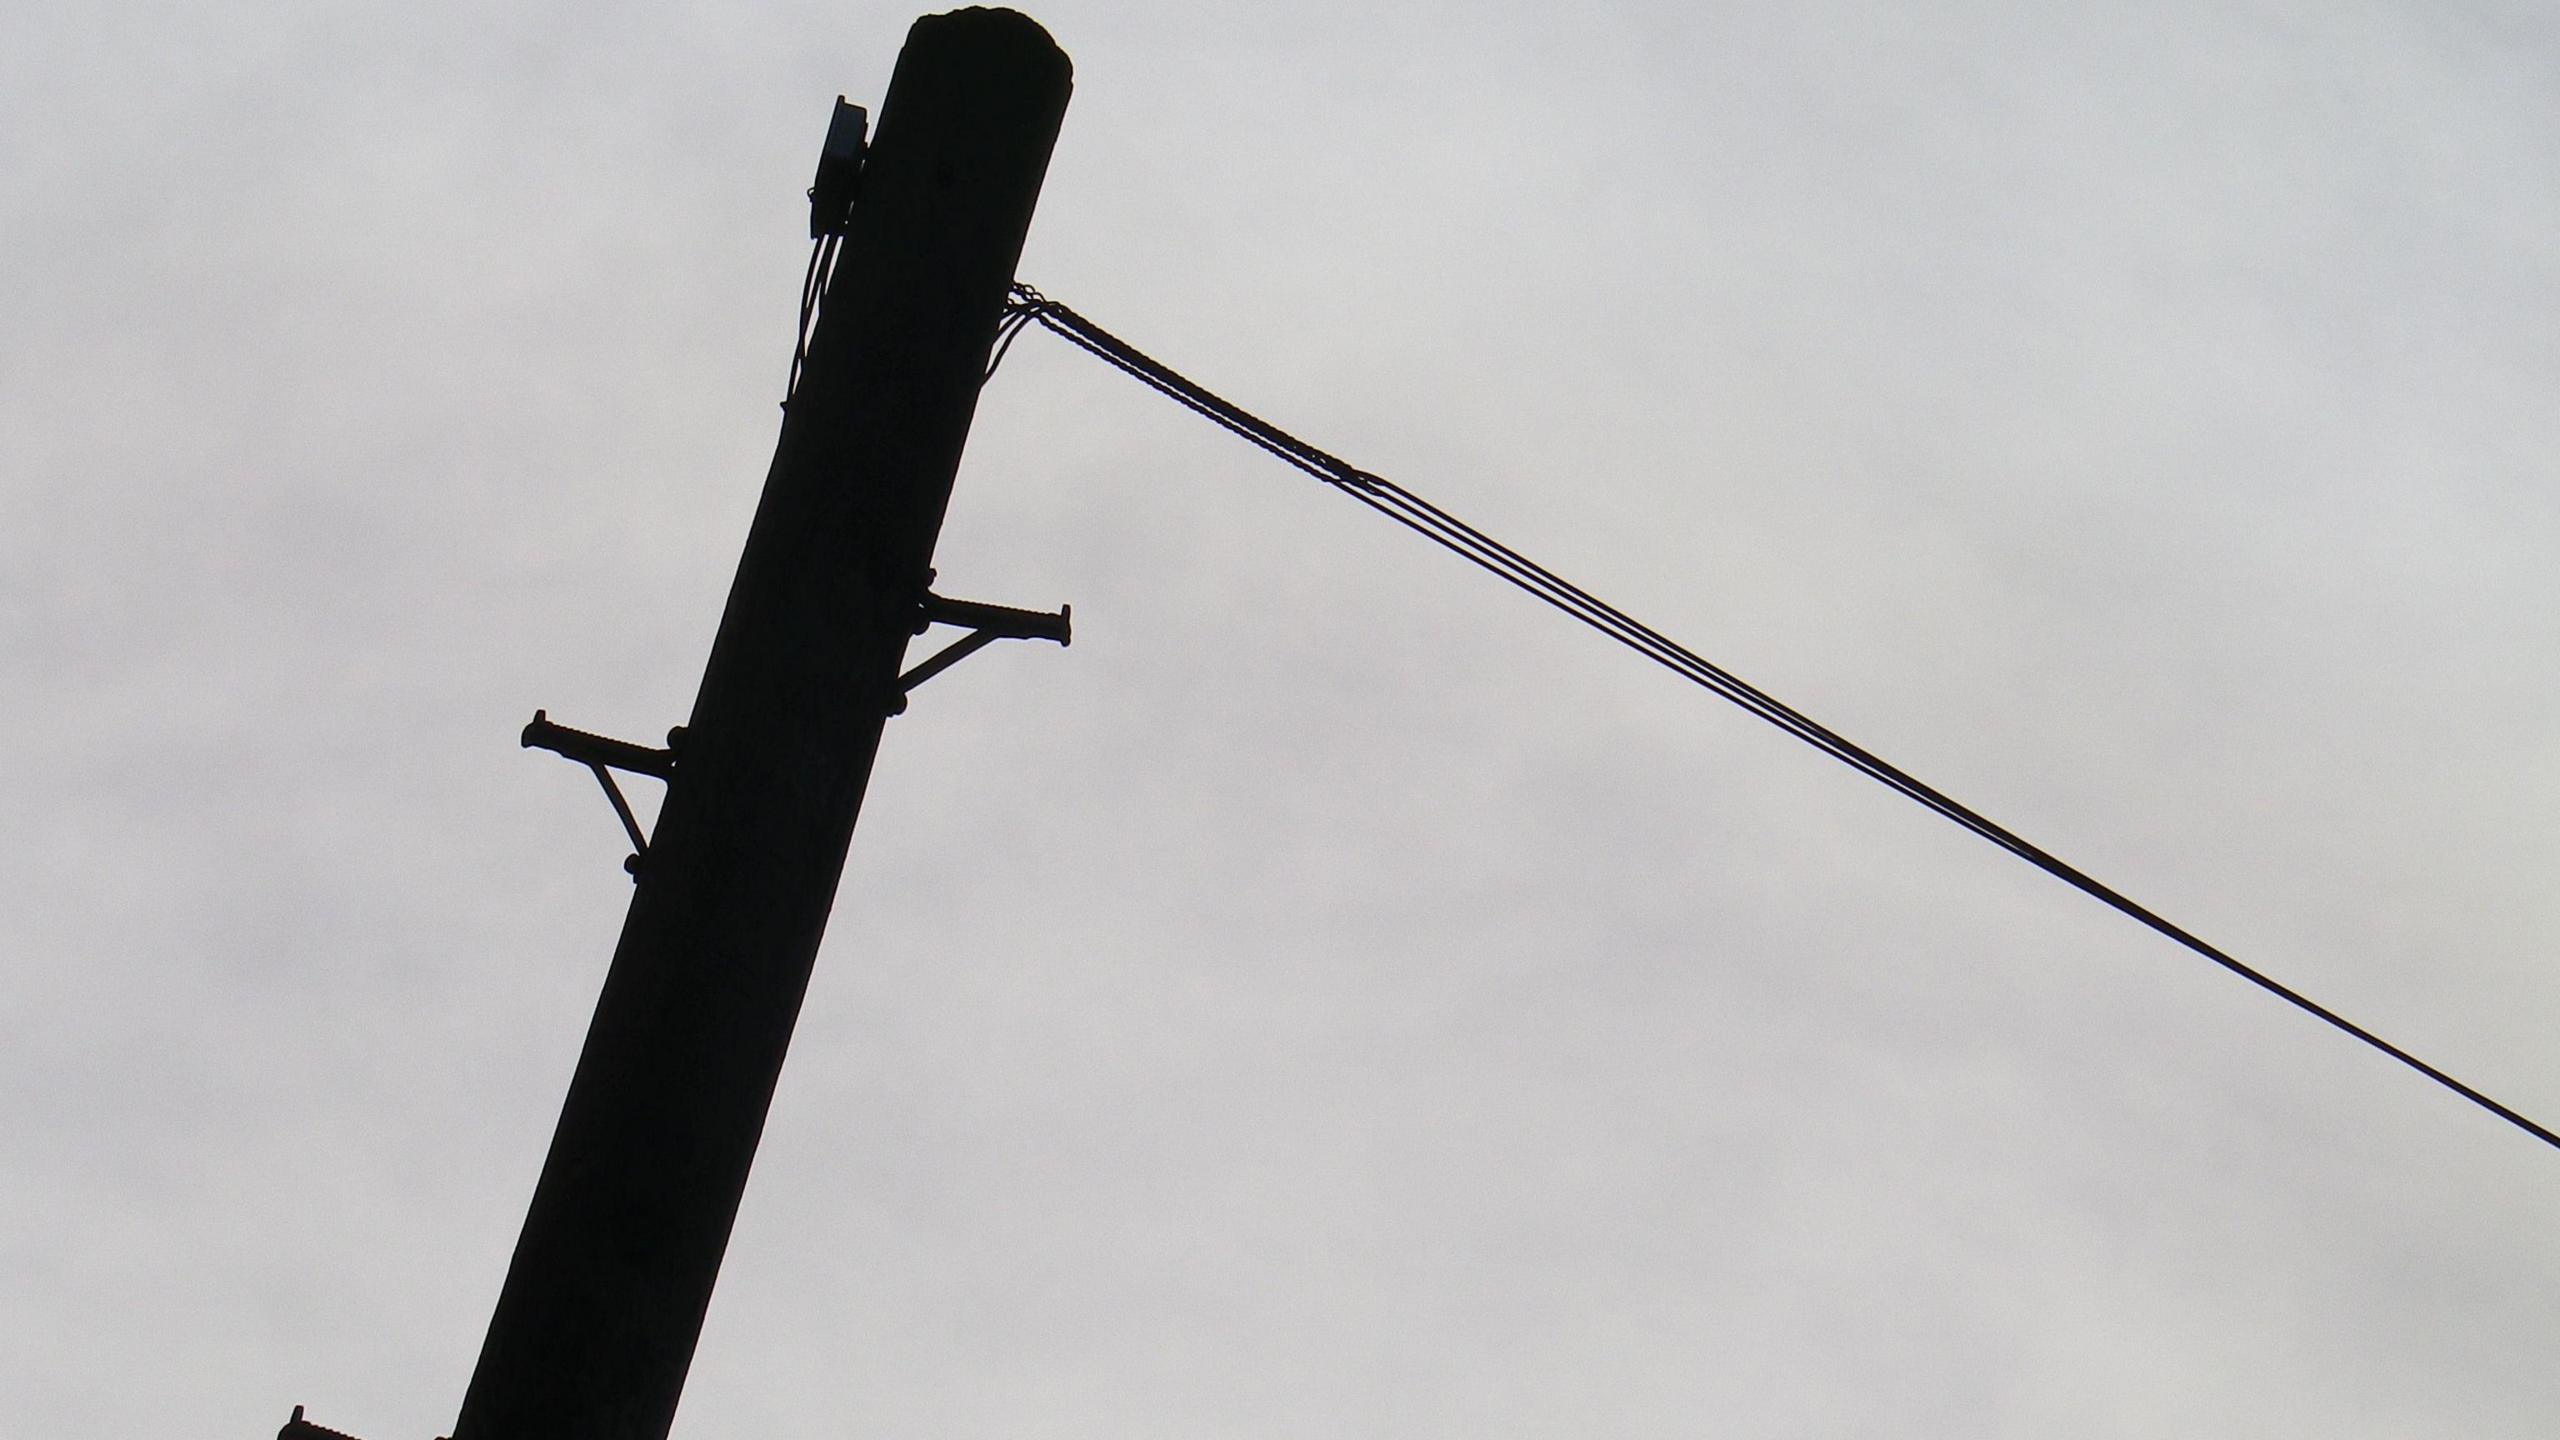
523 710 681 876
895 589 1071 701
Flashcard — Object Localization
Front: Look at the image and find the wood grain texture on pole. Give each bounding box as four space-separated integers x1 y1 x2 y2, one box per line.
450 12 1071 1440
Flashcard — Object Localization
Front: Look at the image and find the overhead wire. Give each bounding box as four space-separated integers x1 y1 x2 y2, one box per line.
995 281 2560 1155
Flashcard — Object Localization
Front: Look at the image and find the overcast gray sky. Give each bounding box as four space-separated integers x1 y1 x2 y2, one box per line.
8 1 2560 1436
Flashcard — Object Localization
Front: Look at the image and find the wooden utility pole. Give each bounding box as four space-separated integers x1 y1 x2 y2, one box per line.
445 13 1072 1440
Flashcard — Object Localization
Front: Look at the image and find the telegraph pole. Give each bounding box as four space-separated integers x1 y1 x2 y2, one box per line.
442 13 1072 1440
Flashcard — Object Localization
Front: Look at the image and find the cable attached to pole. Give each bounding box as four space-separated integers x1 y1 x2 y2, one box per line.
997 282 2559 1154
786 233 843 403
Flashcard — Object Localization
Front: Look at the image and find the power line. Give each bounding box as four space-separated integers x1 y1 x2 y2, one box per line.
998 282 2559 1155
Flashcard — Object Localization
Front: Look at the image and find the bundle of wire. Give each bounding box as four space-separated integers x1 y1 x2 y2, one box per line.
986 281 2556 1154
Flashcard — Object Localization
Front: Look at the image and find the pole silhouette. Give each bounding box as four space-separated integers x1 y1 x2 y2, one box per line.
446 13 1071 1440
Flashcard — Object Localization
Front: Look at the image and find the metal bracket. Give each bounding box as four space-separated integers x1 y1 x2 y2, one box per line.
523 710 680 879
806 97 869 238
895 589 1071 703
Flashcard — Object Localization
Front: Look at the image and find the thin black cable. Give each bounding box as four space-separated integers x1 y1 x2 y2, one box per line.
1009 293 2109 836
786 237 823 399
787 233 843 402
997 283 2559 1153
984 303 1040 384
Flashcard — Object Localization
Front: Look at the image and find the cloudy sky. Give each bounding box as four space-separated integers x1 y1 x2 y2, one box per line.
8 1 2560 1436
